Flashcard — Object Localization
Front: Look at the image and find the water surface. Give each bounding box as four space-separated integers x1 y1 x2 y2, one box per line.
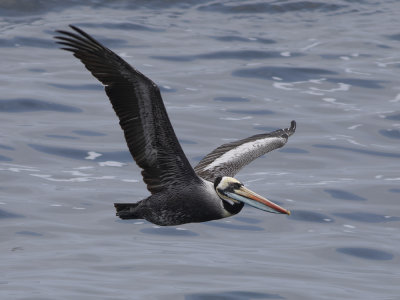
1 1 399 299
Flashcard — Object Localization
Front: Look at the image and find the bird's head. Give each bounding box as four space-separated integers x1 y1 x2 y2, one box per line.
214 176 291 215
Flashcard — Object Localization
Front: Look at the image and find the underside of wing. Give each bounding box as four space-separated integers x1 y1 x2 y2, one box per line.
194 121 296 182
55 25 200 193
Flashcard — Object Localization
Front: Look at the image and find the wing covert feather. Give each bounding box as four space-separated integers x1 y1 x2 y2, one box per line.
194 121 296 181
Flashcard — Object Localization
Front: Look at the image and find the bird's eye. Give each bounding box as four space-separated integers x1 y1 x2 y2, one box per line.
233 183 242 189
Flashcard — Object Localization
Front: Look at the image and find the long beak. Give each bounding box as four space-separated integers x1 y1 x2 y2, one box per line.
227 186 290 215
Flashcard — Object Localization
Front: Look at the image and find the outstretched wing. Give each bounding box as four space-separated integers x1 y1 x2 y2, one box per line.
55 25 201 194
194 121 296 182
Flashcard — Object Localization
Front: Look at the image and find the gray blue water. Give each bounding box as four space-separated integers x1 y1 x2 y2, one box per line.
1 1 399 299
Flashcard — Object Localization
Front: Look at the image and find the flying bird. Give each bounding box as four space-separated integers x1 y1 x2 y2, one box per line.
54 25 295 226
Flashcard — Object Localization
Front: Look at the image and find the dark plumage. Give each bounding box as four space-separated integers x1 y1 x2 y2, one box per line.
54 26 294 226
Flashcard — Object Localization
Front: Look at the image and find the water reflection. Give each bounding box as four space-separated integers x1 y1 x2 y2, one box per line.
0 209 24 219
0 36 54 48
75 22 164 32
324 189 366 201
333 212 400 223
337 247 393 261
72 130 106 137
289 210 333 223
48 83 102 91
212 35 275 44
28 68 46 73
0 154 12 161
152 50 285 62
0 144 15 150
0 98 82 113
203 221 264 231
253 126 278 132
278 147 308 154
326 78 385 89
386 33 400 41
179 139 197 145
28 144 132 162
140 227 199 237
185 290 284 300
384 113 400 121
214 96 250 103
28 144 90 160
45 134 78 140
227 109 274 115
234 216 262 224
16 231 43 237
232 66 337 82
313 144 400 158
198 1 345 14
379 129 400 139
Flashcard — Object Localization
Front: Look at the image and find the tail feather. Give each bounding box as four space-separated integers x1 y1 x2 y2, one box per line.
114 202 140 220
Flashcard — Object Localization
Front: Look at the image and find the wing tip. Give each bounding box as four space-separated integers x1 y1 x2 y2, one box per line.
283 120 297 138
290 120 296 131
54 24 79 37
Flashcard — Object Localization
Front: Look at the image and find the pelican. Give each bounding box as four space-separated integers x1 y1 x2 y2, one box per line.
55 26 295 226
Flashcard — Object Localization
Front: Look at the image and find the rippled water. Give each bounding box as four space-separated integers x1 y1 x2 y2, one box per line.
1 1 399 299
